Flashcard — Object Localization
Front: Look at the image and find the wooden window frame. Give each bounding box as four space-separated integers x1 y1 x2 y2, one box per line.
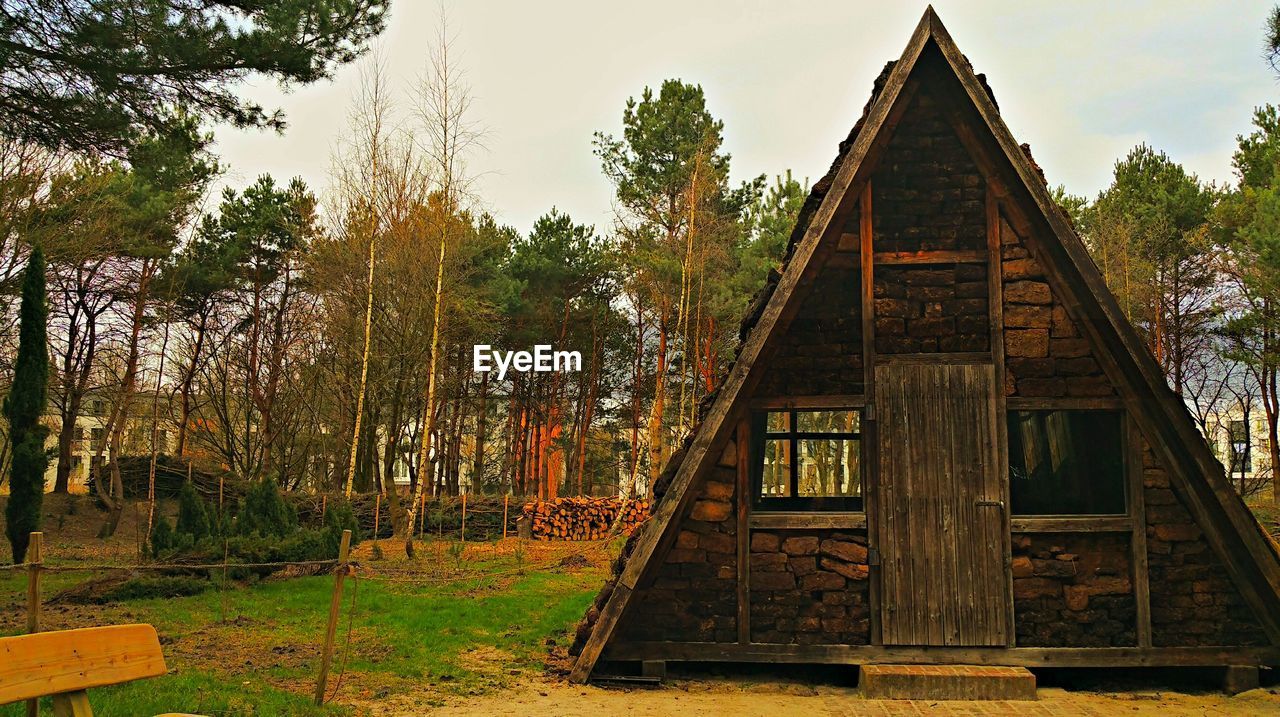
1006 407 1128 518
753 408 864 512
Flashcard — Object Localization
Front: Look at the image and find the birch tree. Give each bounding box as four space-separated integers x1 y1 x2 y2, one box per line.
404 14 484 557
341 62 393 498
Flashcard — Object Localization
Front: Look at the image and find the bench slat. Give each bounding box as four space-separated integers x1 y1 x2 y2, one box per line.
0 624 168 705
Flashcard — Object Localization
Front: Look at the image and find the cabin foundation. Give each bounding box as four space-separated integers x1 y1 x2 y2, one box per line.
859 664 1036 701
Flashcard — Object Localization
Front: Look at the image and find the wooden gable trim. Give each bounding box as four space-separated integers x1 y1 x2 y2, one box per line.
921 9 1280 642
566 9 936 684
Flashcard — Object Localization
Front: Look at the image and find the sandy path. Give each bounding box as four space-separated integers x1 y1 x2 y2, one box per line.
364 678 1280 716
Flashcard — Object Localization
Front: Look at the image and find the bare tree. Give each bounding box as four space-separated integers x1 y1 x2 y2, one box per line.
341 59 392 498
404 10 484 557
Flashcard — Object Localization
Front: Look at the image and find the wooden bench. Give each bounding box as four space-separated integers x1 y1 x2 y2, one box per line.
0 624 202 716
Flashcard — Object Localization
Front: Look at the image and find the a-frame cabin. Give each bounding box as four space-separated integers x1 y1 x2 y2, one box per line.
570 7 1280 681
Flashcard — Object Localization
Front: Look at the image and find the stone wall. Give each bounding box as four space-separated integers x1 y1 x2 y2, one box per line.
756 264 863 396
999 217 1114 398
1011 533 1136 647
1142 440 1267 647
871 90 985 255
874 263 989 354
748 529 871 645
615 461 739 643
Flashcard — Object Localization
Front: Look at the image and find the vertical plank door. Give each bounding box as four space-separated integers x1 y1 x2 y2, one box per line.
875 361 1007 646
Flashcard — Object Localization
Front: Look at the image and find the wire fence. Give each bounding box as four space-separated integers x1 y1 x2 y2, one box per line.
4 529 606 708
0 558 339 574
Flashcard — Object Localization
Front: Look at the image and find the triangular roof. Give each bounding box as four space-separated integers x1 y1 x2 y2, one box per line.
570 6 1280 682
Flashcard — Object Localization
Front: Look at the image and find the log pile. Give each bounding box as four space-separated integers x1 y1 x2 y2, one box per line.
523 497 649 541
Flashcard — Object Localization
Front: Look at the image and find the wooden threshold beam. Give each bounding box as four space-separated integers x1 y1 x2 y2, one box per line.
874 352 991 366
603 641 1280 668
750 512 867 530
1010 516 1132 533
874 249 987 265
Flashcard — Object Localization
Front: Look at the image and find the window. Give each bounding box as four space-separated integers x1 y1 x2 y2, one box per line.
752 409 862 510
1228 420 1251 474
1007 410 1125 515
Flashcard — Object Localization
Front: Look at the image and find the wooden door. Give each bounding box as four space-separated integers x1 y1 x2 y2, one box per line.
875 361 1008 646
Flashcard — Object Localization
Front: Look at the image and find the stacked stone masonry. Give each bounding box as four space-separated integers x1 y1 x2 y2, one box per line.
1142 440 1266 646
871 90 986 255
874 263 989 354
1000 216 1115 398
615 464 739 643
757 265 864 396
748 530 871 645
1011 533 1136 647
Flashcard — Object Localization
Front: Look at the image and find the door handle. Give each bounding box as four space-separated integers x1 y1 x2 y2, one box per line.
975 499 1005 510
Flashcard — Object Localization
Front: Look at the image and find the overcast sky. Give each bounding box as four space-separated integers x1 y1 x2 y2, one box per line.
210 1 1280 235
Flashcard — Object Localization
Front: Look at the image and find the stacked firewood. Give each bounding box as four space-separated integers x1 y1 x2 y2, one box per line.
522 497 650 541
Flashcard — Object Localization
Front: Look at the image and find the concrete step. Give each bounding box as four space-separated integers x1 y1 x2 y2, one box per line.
860 664 1037 700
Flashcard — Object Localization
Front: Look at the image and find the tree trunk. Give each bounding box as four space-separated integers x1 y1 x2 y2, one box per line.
97 261 154 538
576 317 601 495
146 318 171 544
175 307 210 458
345 229 377 496
647 315 669 484
1269 365 1280 504
472 369 489 491
404 215 448 556
629 298 645 497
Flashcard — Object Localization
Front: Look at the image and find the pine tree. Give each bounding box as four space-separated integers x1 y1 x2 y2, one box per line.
0 1 388 155
176 481 212 542
5 244 49 563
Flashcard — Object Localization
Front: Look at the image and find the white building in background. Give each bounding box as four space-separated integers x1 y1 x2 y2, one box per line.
1204 407 1272 492
39 393 175 492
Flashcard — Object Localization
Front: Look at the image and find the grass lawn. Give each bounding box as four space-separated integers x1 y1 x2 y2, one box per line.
0 533 610 716
1248 496 1279 537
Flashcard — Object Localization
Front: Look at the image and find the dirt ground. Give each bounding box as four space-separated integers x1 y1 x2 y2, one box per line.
8 495 1280 716
400 677 1280 716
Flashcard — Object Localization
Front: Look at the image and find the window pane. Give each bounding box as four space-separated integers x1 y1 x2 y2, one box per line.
798 439 860 497
1228 420 1251 473
766 412 789 434
1007 410 1125 515
761 439 792 497
795 410 860 434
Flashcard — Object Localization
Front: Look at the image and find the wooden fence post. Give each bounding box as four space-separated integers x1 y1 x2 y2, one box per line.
314 529 352 705
460 492 467 543
26 531 43 717
502 495 509 539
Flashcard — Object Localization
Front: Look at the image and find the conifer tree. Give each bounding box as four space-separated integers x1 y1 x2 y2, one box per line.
0 1 388 154
5 245 49 563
